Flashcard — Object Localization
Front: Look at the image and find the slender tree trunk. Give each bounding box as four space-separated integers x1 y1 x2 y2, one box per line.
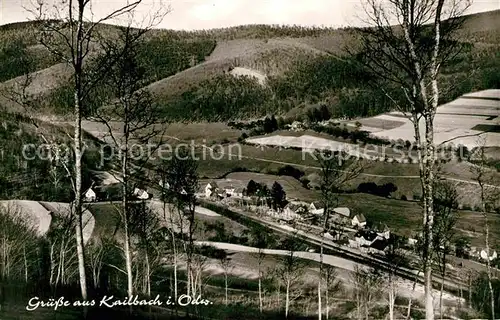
440 261 445 320
326 283 329 320
356 281 361 320
49 242 55 286
389 274 394 320
173 247 178 301
122 129 134 298
73 2 88 300
74 88 88 300
258 275 263 313
285 280 290 318
23 245 28 283
318 275 322 320
145 250 151 297
468 272 472 309
481 184 495 319
225 272 228 305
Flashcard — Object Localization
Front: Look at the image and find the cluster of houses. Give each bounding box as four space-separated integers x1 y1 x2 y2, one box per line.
349 227 391 255
84 183 151 202
204 181 244 199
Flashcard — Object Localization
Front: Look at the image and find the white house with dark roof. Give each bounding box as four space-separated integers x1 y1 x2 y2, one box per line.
134 188 149 200
231 187 245 198
375 224 391 240
310 201 325 215
351 214 367 228
205 181 219 198
84 187 97 202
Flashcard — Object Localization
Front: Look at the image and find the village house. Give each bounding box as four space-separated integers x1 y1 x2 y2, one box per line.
351 214 367 228
288 121 304 131
367 238 389 255
133 188 150 200
84 187 97 202
226 187 245 198
309 201 325 215
205 181 219 198
354 230 378 247
354 230 389 254
224 186 235 196
480 249 498 261
282 203 306 221
375 224 391 240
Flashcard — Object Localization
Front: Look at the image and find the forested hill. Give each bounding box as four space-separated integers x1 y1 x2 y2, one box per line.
0 9 499 122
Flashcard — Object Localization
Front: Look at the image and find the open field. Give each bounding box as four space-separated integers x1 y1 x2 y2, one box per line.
0 200 95 243
87 200 248 241
358 90 500 148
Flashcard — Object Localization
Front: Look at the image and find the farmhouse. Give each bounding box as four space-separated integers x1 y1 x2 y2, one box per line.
289 121 305 131
310 201 325 215
367 238 389 255
226 187 245 198
354 230 378 247
133 188 149 200
375 224 391 240
283 203 306 220
351 214 367 228
205 181 219 198
480 249 498 261
84 188 97 202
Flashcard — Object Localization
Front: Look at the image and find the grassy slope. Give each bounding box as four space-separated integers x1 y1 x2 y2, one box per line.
87 201 248 242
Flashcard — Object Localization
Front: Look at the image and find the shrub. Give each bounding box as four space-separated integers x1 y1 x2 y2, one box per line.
401 195 408 201
237 132 248 142
277 165 305 180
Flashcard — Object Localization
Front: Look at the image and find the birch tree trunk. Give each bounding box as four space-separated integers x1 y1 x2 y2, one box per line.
74 64 88 301
325 284 329 320
258 275 263 313
122 116 134 298
285 280 290 318
481 181 495 320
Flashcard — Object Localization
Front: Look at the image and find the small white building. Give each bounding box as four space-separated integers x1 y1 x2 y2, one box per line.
289 121 304 131
323 232 334 240
354 230 378 247
226 187 244 198
205 182 219 198
282 203 303 221
233 187 245 197
376 225 391 240
351 214 367 228
133 188 149 200
310 201 325 215
84 188 97 202
480 249 498 261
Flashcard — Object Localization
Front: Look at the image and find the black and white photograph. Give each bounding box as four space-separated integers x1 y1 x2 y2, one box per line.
0 0 499 319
